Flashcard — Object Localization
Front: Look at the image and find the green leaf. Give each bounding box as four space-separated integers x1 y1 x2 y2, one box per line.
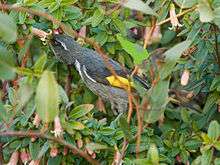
198 0 214 22
203 92 219 114
119 115 132 140
201 149 213 165
69 121 85 130
117 34 149 64
37 141 49 159
95 32 108 46
0 45 16 80
133 159 150 165
33 53 47 73
112 18 127 36
0 101 12 123
145 79 169 123
159 40 191 79
91 9 104 27
86 143 108 151
0 12 17 43
70 104 94 119
16 84 34 111
174 0 197 8
148 144 159 165
122 0 157 16
29 142 41 160
180 109 190 123
208 120 220 141
36 71 59 123
58 85 69 104
214 141 220 151
48 156 62 165
214 158 220 165
63 6 82 20
213 7 220 28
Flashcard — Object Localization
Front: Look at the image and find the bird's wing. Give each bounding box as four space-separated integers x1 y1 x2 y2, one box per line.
77 47 149 90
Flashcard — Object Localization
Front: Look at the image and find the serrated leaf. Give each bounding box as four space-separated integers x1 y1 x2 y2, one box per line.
70 104 94 119
0 12 17 43
208 120 220 141
122 0 157 16
36 71 59 123
0 45 16 80
198 0 214 22
117 34 149 64
159 40 191 79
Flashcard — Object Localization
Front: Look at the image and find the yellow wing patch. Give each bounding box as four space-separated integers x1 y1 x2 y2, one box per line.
106 75 134 90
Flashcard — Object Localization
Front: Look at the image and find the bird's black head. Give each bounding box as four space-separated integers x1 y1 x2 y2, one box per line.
50 34 81 65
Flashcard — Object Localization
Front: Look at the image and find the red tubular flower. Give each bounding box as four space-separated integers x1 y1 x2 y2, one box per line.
169 4 183 30
51 116 63 137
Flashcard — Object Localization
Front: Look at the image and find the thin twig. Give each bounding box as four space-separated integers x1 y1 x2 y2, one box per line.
156 6 197 26
0 143 4 165
135 101 141 158
0 131 100 165
214 25 220 69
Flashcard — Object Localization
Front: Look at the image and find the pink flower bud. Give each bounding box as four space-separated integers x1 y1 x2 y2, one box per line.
50 147 59 157
91 152 96 159
78 26 87 37
33 113 41 128
20 150 30 164
63 147 68 156
181 69 190 86
51 116 63 137
77 139 83 149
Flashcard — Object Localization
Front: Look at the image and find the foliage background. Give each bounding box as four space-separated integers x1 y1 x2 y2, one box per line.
0 0 220 164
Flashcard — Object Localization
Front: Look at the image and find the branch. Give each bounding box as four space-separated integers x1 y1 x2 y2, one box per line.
0 131 100 165
156 6 197 26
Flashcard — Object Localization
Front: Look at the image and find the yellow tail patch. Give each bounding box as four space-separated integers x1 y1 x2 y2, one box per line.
106 75 134 90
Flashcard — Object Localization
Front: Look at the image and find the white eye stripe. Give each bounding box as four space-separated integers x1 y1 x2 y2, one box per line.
56 39 69 51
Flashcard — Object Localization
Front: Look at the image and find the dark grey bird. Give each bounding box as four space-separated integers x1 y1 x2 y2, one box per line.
49 34 149 114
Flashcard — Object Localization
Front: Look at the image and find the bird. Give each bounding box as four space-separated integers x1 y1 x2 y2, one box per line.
49 34 149 115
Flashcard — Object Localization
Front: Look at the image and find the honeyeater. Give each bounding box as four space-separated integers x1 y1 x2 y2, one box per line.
49 34 149 114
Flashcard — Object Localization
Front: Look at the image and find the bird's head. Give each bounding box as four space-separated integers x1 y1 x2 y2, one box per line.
49 34 81 65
